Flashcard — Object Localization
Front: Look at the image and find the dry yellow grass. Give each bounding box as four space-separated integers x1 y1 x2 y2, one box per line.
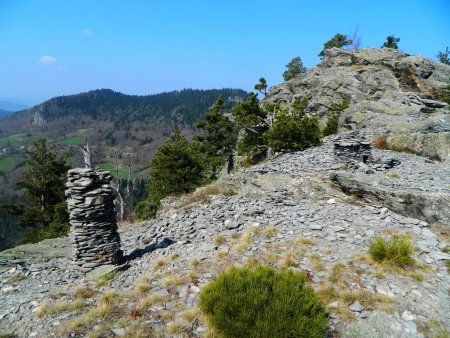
329 263 346 283
213 234 226 245
153 258 166 271
342 289 394 310
136 294 168 312
384 172 401 179
84 303 115 323
167 321 187 334
98 290 121 306
216 251 230 261
180 308 199 322
244 257 261 269
310 254 326 271
178 183 236 208
36 300 85 318
315 285 340 304
163 274 186 287
262 226 278 239
372 134 389 149
296 237 316 246
191 258 201 268
73 286 97 300
281 253 298 268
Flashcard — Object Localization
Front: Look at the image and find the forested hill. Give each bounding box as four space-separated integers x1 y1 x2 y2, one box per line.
0 88 247 173
0 88 247 136
33 88 246 125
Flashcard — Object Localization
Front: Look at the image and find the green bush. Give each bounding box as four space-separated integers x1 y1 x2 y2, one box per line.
323 98 349 136
199 265 327 338
369 236 415 267
263 101 322 152
134 200 159 220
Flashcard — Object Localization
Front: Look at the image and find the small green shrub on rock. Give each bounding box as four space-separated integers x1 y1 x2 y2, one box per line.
263 100 322 152
323 98 349 136
199 265 327 338
369 236 415 267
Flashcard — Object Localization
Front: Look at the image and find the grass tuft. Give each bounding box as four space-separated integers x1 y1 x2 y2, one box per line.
369 235 415 267
36 300 85 318
73 286 97 300
372 134 388 149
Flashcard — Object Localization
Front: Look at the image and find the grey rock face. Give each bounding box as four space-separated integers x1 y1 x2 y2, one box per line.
263 48 450 162
330 170 450 224
65 168 123 272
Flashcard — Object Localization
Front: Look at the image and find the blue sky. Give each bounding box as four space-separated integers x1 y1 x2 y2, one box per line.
0 0 449 105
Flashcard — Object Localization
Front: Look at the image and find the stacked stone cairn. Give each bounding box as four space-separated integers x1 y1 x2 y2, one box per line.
66 168 123 272
334 132 373 164
333 132 401 173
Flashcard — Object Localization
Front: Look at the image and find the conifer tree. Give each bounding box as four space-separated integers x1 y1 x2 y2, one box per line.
318 33 352 59
282 57 307 81
231 93 269 162
194 96 237 179
15 139 70 242
135 127 205 219
254 77 268 95
437 47 450 65
381 35 400 49
263 99 321 151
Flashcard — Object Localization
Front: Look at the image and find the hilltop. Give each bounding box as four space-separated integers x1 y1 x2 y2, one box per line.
0 48 449 337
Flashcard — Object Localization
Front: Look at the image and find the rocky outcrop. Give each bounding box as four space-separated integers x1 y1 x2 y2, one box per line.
386 132 450 162
66 168 123 272
330 171 450 224
264 48 450 115
264 48 450 161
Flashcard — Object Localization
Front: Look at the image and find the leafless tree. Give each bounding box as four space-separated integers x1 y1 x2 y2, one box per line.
348 26 362 52
111 151 137 222
82 140 92 169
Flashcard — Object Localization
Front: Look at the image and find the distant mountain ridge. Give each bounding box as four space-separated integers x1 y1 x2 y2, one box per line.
0 88 247 135
0 100 29 112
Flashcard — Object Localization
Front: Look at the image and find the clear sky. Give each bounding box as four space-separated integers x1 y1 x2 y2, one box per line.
0 0 449 105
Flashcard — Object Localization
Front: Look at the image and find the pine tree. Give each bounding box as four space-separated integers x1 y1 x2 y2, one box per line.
17 139 70 242
381 35 400 49
231 93 269 163
254 77 268 95
282 57 307 81
318 33 352 59
323 98 349 136
437 47 450 65
136 128 206 219
194 96 237 179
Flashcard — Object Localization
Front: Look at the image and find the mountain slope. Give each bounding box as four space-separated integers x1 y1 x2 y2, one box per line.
0 109 12 118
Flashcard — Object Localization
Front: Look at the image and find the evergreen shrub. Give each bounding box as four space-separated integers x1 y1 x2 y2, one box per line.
199 265 327 338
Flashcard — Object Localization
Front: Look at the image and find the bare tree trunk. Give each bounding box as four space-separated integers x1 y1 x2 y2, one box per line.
82 140 92 169
111 151 136 222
